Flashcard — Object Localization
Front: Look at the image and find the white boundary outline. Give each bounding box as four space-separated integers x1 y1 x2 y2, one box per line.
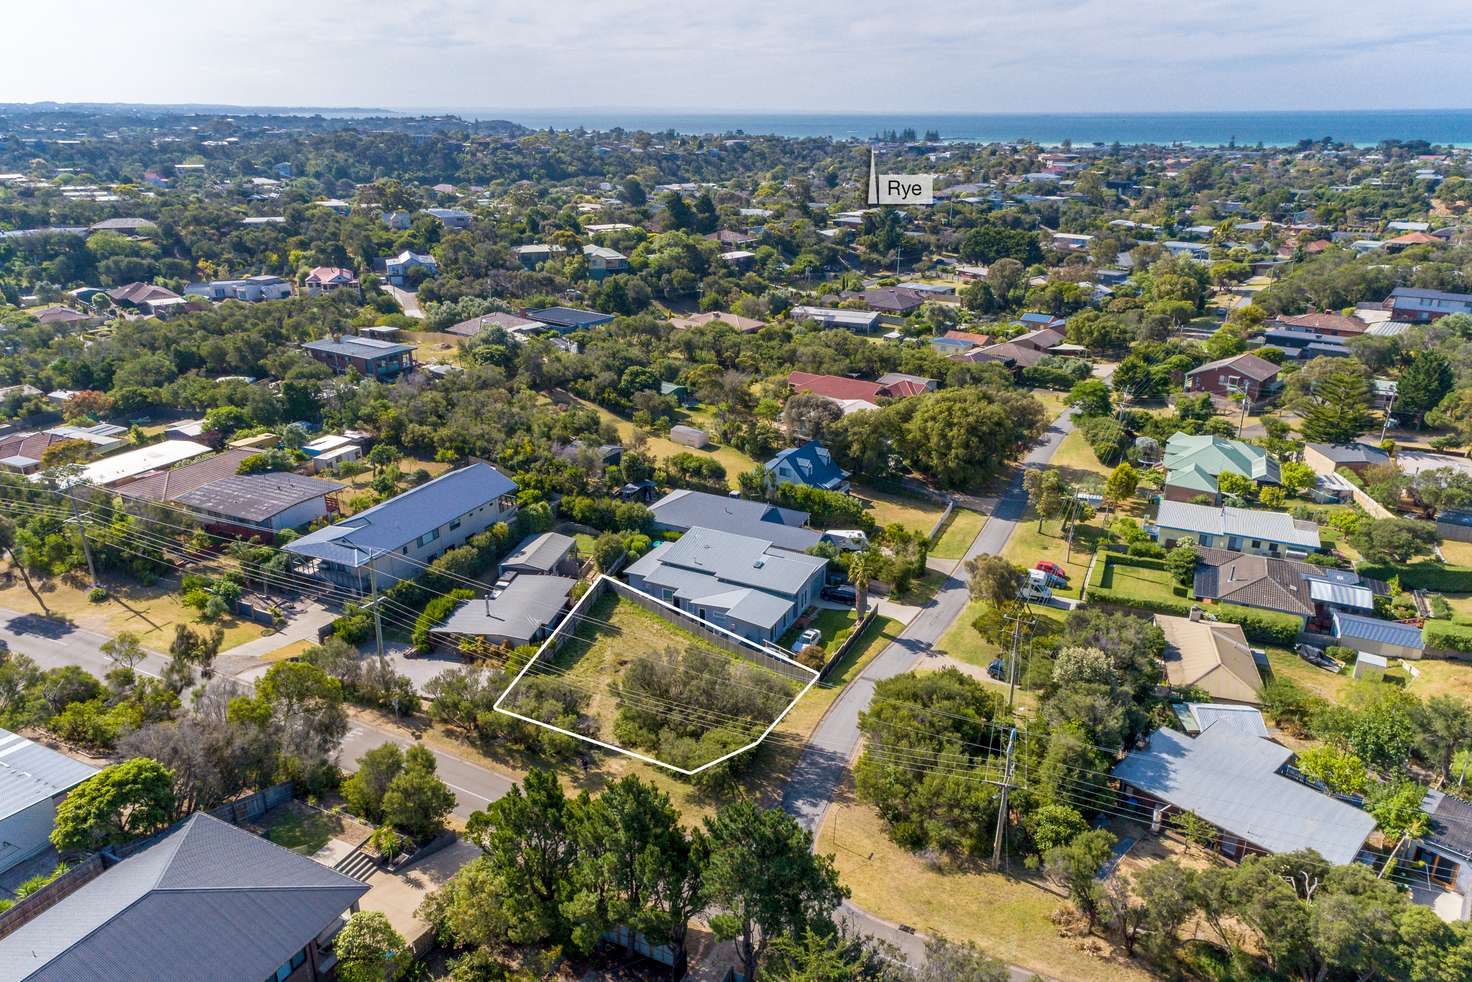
493 574 820 775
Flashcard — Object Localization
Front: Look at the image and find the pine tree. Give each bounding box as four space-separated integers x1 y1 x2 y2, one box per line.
1300 369 1374 444
1396 350 1454 425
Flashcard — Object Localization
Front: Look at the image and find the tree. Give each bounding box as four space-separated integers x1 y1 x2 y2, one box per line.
381 744 456 841
592 531 626 572
1428 388 1472 451
1367 780 1430 841
1171 810 1218 852
0 516 48 615
847 550 880 615
1131 860 1198 963
1164 542 1198 586
914 936 1008 982
783 392 844 443
703 799 848 981
1300 368 1374 444
1102 462 1139 509
1349 517 1440 564
101 631 146 672
51 757 176 852
764 927 899 981
1022 467 1070 531
1279 460 1317 497
1414 695 1472 782
1294 745 1369 796
966 554 1024 608
1410 467 1472 519
334 910 410 982
1044 828 1116 930
1065 378 1112 417
1397 349 1454 425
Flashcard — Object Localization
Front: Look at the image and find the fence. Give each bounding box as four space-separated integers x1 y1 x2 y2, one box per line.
602 925 687 977
0 854 106 940
207 780 295 825
926 497 957 542
819 606 878 682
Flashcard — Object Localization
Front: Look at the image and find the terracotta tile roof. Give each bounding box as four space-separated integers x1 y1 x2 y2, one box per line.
787 372 886 402
1277 311 1367 335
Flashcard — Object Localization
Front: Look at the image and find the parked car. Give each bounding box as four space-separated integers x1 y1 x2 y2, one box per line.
1020 568 1053 602
821 584 857 604
1034 561 1069 580
986 658 1005 681
792 628 822 654
821 529 870 552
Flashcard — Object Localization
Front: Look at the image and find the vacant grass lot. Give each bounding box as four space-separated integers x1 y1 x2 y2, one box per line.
852 485 946 537
1096 557 1184 604
930 508 986 560
573 397 760 488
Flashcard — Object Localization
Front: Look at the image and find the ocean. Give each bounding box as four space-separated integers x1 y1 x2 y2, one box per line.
445 108 1472 147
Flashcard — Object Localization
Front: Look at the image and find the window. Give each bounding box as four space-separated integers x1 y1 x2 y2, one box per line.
418 529 439 547
449 517 462 531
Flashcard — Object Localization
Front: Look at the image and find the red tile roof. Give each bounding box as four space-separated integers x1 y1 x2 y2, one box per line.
1387 231 1439 246
788 372 886 402
1277 311 1367 335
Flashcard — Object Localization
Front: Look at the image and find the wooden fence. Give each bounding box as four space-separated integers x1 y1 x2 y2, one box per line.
819 607 878 682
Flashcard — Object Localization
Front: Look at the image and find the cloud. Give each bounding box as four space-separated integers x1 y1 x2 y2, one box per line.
2 0 1470 112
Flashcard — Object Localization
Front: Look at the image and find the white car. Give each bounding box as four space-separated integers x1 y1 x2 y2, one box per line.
792 628 822 654
821 529 870 552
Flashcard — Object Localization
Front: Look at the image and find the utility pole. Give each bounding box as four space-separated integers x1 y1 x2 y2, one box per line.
1380 388 1398 443
365 552 384 660
64 491 98 588
1004 607 1034 712
991 726 1018 868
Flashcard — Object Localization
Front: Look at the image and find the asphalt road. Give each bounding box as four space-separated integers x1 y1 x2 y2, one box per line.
0 605 512 821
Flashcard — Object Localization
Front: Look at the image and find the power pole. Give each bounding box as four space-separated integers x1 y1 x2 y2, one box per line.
991 726 1018 868
365 552 384 660
1380 389 1398 443
64 492 99 588
1004 607 1034 712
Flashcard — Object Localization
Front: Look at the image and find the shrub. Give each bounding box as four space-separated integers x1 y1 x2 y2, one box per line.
1127 541 1166 559
1211 604 1301 645
1425 619 1472 655
1356 561 1472 593
411 589 475 653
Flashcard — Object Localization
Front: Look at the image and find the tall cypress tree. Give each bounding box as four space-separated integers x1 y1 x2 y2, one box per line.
1396 349 1454 425
1300 369 1375 444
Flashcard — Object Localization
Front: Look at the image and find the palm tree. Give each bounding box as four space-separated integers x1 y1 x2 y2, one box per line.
0 517 48 615
847 551 880 615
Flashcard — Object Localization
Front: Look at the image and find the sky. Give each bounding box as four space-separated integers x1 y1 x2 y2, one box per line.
5 0 1472 115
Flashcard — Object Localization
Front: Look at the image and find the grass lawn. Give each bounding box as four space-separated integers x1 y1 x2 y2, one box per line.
1442 540 1472 567
571 396 761 489
852 484 946 537
1265 646 1351 702
930 508 986 561
1049 428 1113 486
0 566 269 652
780 606 858 650
261 804 343 856
1029 388 1069 421
1096 556 1185 605
934 598 1069 671
817 784 1153 982
401 329 465 364
1001 516 1101 601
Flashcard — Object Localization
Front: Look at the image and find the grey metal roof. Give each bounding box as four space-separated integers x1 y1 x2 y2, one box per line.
1155 501 1321 549
0 730 97 821
0 813 367 982
1422 790 1472 860
654 527 827 596
1113 725 1375 865
1306 442 1390 466
285 463 516 568
649 489 820 551
1186 703 1270 738
629 554 796 631
1307 577 1374 610
302 335 416 359
526 306 614 330
1332 610 1423 650
501 532 575 573
174 473 343 523
433 576 577 643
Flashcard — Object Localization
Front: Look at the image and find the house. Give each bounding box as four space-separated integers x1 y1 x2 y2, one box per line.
88 217 157 236
1193 547 1381 629
0 432 73 474
1163 433 1280 503
1303 442 1392 478
554 441 622 469
1272 312 1368 338
720 250 757 269
668 311 765 333
582 244 629 278
789 306 883 333
1263 326 1350 360
30 306 91 327
965 341 1048 369
1409 790 1472 921
0 812 368 982
284 462 518 593
303 266 358 295
105 282 182 316
1012 319 1065 342
513 244 567 268
1185 353 1281 401
163 419 206 441
787 371 928 406
1332 610 1424 661
857 287 926 314
300 433 363 473
1153 500 1321 557
0 728 97 874
430 574 578 648
184 275 293 302
69 440 213 490
1154 613 1264 704
706 229 759 248
424 207 473 228
1387 286 1472 323
500 531 579 577
942 330 992 347
380 210 412 230
446 311 548 338
42 422 126 452
302 336 417 380
649 488 822 551
624 527 827 644
113 448 256 504
765 441 850 492
876 372 938 394
668 425 709 448
1436 509 1472 545
383 250 437 287
1112 724 1376 864
172 473 344 536
525 306 615 332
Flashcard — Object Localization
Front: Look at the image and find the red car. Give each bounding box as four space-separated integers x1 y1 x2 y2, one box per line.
1034 561 1069 580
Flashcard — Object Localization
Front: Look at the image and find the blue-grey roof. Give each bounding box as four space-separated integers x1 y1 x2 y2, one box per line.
1155 501 1321 550
174 473 343 524
285 463 516 568
650 526 827 596
1185 703 1269 739
526 306 615 330
0 813 367 982
1113 725 1375 865
765 441 849 491
0 729 97 822
625 537 812 631
302 335 416 359
500 532 576 573
1332 610 1424 650
649 489 819 551
1307 577 1375 610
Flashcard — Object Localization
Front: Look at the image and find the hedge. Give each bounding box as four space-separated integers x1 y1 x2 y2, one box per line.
1085 583 1301 645
1425 620 1472 656
1357 561 1472 593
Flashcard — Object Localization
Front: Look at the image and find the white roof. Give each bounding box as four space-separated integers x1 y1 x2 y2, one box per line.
68 440 212 488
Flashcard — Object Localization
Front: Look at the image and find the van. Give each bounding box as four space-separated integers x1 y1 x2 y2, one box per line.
1020 568 1053 603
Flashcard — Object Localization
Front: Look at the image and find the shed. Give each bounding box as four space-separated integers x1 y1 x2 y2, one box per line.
1352 652 1388 681
500 531 578 577
1332 610 1424 661
668 425 709 449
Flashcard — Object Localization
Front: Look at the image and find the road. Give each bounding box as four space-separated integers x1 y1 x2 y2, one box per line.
0 606 512 821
